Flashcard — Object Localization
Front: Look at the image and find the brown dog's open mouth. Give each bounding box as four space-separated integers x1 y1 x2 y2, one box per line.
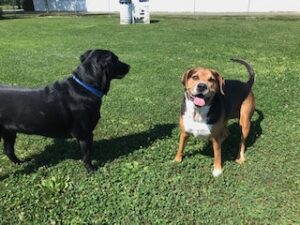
187 92 208 107
193 95 206 107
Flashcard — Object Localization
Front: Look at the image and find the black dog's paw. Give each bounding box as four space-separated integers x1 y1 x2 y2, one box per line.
14 159 25 165
85 164 98 173
8 155 24 164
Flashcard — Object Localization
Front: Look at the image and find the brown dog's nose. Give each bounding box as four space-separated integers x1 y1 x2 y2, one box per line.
197 83 208 93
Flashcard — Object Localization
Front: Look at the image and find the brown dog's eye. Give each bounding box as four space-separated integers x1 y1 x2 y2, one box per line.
192 76 199 81
209 77 215 82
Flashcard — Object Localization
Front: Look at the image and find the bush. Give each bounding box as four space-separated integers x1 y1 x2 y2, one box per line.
0 0 10 4
0 7 2 18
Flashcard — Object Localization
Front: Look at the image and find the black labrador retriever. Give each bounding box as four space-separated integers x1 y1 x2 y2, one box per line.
0 49 130 172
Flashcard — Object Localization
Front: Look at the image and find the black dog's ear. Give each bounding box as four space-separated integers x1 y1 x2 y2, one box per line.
80 50 93 62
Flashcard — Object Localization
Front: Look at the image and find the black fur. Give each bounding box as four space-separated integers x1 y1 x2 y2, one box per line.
180 96 186 116
0 49 130 172
221 58 255 119
208 80 251 124
207 93 223 124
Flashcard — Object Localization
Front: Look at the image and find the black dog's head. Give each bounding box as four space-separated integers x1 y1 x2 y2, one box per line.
75 49 130 94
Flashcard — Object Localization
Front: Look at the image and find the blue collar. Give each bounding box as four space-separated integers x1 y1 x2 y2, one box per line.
72 75 105 98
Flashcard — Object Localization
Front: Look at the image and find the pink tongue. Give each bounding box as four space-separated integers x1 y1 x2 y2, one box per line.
193 97 206 107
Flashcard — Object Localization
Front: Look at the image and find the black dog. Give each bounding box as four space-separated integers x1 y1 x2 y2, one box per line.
0 49 130 172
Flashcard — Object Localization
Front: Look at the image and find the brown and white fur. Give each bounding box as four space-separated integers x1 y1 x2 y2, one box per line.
174 59 255 177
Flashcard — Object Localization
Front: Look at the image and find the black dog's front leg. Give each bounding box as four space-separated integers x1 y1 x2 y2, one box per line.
78 135 97 172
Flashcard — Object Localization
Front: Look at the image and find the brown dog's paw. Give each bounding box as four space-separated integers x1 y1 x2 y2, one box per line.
212 168 222 177
174 155 183 163
235 157 246 165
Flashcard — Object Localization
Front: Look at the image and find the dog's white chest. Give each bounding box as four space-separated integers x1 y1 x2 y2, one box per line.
182 99 212 139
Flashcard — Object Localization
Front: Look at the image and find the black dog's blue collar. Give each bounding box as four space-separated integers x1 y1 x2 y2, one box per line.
72 75 105 98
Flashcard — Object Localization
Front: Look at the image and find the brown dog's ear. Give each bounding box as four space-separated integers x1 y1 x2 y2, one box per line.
181 68 196 87
211 69 225 95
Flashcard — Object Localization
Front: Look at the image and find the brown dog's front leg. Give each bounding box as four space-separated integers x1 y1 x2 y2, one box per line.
211 137 222 177
78 135 97 172
175 131 189 163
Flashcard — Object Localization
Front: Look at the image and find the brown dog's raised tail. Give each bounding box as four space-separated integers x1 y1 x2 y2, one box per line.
230 58 255 88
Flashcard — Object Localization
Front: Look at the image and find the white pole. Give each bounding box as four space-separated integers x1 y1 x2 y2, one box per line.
131 1 134 24
75 0 77 15
247 0 251 15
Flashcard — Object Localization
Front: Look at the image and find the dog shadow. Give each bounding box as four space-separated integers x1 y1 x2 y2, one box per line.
150 20 160 24
3 123 176 177
188 109 264 163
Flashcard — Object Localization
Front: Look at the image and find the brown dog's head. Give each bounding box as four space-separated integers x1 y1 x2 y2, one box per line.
181 67 224 107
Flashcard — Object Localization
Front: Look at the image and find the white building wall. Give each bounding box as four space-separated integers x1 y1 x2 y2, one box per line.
249 0 300 12
196 0 249 13
33 0 86 11
149 0 249 13
32 0 45 11
33 0 300 13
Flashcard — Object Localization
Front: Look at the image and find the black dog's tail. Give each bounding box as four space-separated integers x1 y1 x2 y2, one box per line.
230 58 255 88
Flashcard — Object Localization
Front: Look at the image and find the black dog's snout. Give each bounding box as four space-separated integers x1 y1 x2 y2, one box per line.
123 63 130 74
125 63 130 71
197 83 208 93
115 61 130 77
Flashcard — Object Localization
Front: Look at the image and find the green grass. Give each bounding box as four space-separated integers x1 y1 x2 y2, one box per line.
0 15 299 224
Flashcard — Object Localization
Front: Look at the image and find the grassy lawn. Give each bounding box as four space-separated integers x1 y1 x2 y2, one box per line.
0 15 299 224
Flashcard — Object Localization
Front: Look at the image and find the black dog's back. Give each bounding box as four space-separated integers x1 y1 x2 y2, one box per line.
0 81 75 138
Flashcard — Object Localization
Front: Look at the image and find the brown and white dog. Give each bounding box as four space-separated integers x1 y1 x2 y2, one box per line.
174 59 255 177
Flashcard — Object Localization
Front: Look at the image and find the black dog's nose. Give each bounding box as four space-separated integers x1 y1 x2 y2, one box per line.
197 83 208 93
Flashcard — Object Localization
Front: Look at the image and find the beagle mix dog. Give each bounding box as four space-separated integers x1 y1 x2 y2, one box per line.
175 59 255 177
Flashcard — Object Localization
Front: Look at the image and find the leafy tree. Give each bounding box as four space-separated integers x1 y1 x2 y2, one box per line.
22 0 34 11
